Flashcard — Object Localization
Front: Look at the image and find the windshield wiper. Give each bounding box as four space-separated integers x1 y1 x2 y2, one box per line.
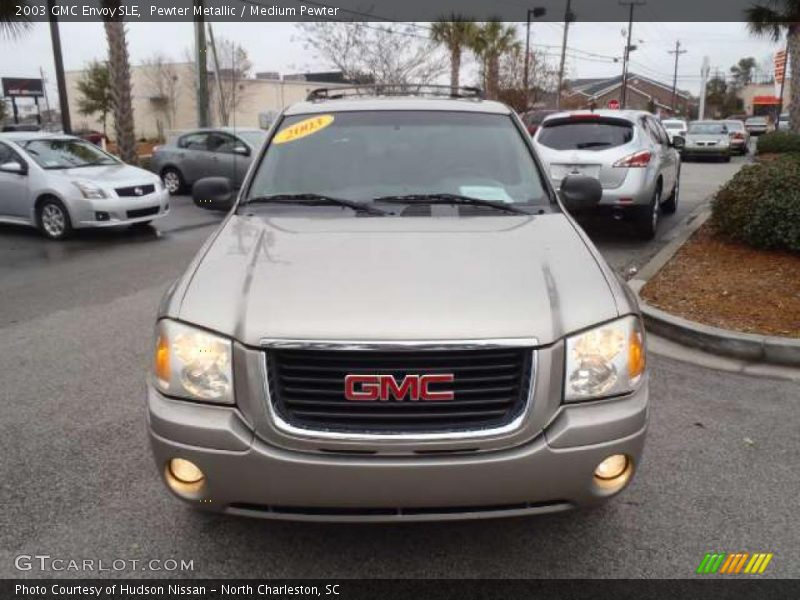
373 193 528 215
576 141 612 149
245 193 385 215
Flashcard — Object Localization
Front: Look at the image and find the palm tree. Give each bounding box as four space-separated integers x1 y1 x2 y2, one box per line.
102 3 137 164
746 1 800 133
430 17 478 95
0 1 31 38
471 20 521 100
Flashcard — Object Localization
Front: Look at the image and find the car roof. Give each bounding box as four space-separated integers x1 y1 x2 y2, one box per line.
284 96 511 116
0 132 78 143
540 109 650 123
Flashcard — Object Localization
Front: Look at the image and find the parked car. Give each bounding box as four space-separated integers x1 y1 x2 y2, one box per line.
149 127 268 195
148 88 649 521
532 109 682 239
520 109 558 135
682 121 732 162
777 112 790 131
744 116 769 136
0 132 168 240
722 120 749 155
660 118 687 142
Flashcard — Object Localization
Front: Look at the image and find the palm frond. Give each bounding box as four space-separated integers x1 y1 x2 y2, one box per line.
0 0 32 39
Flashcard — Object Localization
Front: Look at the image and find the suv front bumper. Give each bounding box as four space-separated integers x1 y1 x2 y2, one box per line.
147 382 648 521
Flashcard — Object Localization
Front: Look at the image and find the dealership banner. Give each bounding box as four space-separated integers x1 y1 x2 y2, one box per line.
6 0 793 22
4 580 800 599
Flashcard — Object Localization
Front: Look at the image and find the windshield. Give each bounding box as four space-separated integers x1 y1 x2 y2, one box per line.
724 121 744 131
246 111 548 208
237 130 267 148
662 121 685 130
746 117 766 124
537 117 634 151
21 138 119 169
688 122 727 135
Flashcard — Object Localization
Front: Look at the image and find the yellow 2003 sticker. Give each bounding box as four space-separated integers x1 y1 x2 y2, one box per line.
273 114 334 144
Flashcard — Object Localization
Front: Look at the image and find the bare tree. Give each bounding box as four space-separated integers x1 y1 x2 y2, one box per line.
498 46 559 111
296 22 446 86
142 53 179 135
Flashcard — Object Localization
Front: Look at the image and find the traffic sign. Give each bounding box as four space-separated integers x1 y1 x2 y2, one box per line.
608 99 620 109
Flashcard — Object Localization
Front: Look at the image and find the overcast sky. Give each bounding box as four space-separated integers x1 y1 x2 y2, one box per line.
0 21 782 102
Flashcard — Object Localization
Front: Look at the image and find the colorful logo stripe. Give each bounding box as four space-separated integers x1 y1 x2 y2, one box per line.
697 553 773 574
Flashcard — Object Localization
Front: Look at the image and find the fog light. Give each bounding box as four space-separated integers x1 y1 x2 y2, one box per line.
594 454 628 480
95 211 110 221
168 458 204 484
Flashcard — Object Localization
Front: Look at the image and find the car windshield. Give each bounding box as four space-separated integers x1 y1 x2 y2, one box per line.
746 117 766 124
246 111 548 209
536 117 634 151
689 123 727 134
21 138 119 169
237 130 267 148
662 121 685 129
724 121 745 131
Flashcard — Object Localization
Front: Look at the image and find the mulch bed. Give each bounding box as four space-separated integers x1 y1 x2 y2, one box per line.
640 223 800 338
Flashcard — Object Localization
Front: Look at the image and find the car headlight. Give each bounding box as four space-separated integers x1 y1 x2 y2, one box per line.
153 319 233 404
71 180 107 199
564 315 646 402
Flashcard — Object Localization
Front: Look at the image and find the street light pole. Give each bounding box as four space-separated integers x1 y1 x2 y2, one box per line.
619 0 645 109
524 7 546 111
556 0 573 110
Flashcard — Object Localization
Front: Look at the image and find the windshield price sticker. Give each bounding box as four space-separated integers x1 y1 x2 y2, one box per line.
273 115 335 144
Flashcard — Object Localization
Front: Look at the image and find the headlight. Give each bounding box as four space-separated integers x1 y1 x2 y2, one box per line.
71 180 107 199
564 316 646 402
153 319 233 404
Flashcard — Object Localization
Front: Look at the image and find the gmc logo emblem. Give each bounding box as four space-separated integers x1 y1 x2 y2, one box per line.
344 374 455 402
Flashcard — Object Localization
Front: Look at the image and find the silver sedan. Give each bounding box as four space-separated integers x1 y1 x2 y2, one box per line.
0 132 168 240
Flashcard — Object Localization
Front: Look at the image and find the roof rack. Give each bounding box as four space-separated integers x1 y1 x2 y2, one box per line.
306 84 484 102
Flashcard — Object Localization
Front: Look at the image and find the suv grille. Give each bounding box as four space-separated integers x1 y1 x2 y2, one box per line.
266 348 533 434
116 184 155 197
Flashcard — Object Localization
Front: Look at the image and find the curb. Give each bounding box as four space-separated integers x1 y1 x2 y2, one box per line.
629 207 800 368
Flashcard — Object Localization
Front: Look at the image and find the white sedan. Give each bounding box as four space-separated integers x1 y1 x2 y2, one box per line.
0 132 169 240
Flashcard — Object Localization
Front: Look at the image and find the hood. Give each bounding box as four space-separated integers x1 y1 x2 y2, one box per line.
177 213 620 346
56 164 158 187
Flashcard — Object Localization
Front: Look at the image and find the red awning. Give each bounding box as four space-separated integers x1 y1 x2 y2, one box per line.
753 95 781 105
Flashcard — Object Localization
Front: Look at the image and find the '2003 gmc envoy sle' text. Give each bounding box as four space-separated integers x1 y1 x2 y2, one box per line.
148 86 648 522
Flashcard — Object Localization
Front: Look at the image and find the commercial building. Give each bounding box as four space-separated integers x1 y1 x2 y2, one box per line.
564 73 695 116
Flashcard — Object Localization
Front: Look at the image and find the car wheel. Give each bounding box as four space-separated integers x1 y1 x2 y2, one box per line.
723 154 731 163
635 186 660 241
661 171 680 215
37 198 72 240
161 168 185 195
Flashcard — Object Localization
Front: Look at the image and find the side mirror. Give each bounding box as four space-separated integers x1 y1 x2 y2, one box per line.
559 175 602 214
233 145 250 156
192 177 235 211
671 135 685 150
0 161 26 175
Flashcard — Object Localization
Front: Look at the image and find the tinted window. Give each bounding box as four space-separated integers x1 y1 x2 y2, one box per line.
724 121 745 131
0 142 17 163
247 111 547 207
20 138 119 169
179 133 209 150
688 122 728 134
537 117 634 151
207 132 237 153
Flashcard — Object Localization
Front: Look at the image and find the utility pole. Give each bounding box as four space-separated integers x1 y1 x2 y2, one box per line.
207 23 226 126
699 56 710 120
556 0 574 110
619 0 645 109
668 40 687 113
524 7 546 110
47 0 71 134
194 0 210 128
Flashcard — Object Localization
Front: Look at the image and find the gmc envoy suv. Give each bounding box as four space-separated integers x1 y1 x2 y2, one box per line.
148 86 648 521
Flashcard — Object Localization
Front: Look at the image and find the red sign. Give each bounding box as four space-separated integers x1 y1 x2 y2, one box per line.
344 374 455 402
607 99 620 110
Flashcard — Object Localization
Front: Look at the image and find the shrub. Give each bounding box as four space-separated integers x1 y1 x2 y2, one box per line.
756 131 800 155
711 155 800 252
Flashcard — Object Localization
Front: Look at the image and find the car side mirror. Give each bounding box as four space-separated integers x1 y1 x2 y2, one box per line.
671 135 685 150
193 177 235 211
559 175 602 214
233 145 250 156
0 161 26 175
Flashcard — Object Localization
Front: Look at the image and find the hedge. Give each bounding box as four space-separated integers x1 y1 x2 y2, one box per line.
756 131 800 155
711 155 800 252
